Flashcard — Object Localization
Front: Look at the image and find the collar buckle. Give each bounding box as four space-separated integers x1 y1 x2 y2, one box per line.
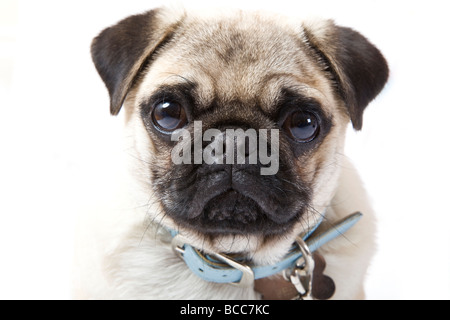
171 233 190 259
171 234 255 288
209 252 255 288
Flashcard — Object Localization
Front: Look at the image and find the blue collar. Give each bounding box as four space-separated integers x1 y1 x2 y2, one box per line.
170 212 362 286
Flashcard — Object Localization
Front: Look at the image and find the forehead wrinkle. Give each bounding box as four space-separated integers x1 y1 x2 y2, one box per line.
138 67 216 111
191 64 218 111
136 71 191 104
160 73 196 86
258 73 332 115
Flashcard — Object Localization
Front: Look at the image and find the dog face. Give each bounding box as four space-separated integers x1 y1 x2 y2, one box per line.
91 8 388 262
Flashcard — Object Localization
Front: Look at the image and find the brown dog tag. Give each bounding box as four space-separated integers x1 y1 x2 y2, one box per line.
312 252 336 300
254 275 300 300
255 252 335 300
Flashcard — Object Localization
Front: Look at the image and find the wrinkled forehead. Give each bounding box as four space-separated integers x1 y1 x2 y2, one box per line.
137 13 336 114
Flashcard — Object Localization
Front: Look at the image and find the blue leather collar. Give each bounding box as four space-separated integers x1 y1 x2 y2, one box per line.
170 212 362 285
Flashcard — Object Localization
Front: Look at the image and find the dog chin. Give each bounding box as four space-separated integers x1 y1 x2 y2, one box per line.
169 192 304 237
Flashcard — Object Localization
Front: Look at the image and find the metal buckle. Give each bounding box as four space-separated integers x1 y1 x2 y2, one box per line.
283 236 315 300
209 252 255 288
171 234 190 258
171 234 255 288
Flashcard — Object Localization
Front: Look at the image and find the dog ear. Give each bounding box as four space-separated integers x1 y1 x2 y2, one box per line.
91 9 183 115
302 20 389 130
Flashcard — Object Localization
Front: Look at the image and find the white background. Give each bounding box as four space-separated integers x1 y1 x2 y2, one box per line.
0 0 449 300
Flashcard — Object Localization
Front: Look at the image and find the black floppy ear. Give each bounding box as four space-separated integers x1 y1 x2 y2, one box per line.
91 9 182 115
302 20 389 130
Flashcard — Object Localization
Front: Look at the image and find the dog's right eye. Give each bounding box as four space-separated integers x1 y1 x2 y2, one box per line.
282 111 320 143
151 101 187 132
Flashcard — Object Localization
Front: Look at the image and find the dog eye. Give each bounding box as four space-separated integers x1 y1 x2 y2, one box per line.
151 101 187 132
282 111 319 142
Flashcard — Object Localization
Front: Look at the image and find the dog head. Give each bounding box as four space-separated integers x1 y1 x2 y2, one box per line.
91 8 388 263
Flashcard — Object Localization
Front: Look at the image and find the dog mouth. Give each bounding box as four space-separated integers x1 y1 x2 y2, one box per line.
161 166 309 237
204 190 261 223
186 189 282 235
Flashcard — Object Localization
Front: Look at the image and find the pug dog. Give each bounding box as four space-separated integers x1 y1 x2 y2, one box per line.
74 7 388 300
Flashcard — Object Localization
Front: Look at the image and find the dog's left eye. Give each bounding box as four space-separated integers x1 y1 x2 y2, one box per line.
282 111 319 142
151 101 187 132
